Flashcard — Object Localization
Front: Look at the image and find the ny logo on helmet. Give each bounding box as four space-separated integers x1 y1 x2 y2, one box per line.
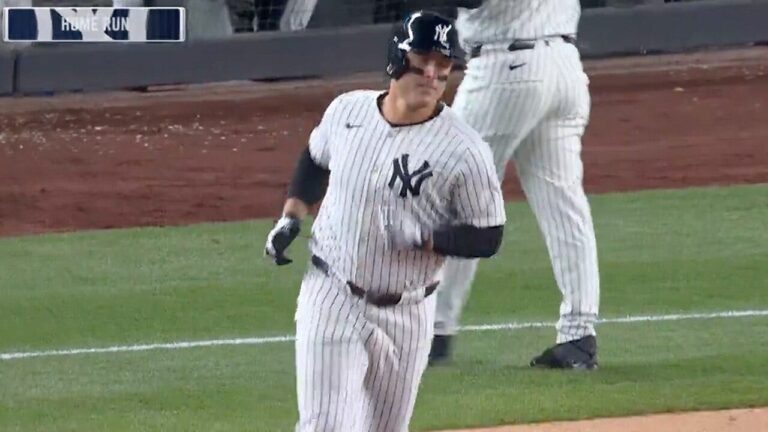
434 24 452 49
388 154 433 198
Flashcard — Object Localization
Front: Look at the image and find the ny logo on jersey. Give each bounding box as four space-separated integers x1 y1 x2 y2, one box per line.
388 154 433 198
434 24 451 49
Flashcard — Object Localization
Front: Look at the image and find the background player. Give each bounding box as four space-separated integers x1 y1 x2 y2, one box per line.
430 0 601 370
264 11 506 431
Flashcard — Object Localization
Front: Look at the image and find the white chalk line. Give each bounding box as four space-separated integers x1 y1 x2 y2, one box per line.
2 309 768 361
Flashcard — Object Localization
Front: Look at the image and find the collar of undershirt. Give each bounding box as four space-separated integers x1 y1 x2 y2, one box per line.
376 91 445 128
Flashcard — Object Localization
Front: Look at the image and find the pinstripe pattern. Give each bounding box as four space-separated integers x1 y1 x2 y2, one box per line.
435 0 600 344
296 90 506 430
308 90 505 298
457 0 580 48
297 268 436 431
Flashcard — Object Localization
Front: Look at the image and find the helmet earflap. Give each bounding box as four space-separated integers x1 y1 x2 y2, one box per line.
386 32 410 80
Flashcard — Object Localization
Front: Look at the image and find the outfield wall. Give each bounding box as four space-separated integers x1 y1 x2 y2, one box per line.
2 0 768 95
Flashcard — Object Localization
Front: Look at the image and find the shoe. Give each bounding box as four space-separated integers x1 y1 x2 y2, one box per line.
428 334 452 366
529 335 598 370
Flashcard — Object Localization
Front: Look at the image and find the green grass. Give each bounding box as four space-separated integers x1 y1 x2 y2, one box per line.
1 184 767 431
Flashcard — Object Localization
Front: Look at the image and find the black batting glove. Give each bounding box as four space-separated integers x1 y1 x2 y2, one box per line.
264 216 301 265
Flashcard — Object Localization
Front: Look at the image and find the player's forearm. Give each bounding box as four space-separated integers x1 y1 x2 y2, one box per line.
285 148 330 218
282 198 309 220
430 225 503 258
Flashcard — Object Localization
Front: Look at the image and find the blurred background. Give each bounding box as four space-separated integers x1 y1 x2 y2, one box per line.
0 0 706 42
0 0 761 96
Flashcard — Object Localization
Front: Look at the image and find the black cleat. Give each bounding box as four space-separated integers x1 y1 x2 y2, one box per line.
529 335 598 370
428 335 453 366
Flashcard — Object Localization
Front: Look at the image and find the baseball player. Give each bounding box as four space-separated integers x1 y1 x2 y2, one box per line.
264 10 506 430
429 0 601 370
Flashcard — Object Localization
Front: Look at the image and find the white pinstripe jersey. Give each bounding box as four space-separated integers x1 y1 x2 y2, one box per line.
307 90 506 297
457 0 580 47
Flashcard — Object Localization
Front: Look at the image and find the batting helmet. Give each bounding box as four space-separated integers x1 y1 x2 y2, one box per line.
386 10 461 80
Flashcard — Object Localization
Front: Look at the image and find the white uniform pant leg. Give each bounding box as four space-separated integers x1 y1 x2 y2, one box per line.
433 258 479 336
295 268 369 431
434 48 553 336
295 267 436 432
512 42 600 343
361 295 436 432
279 0 317 31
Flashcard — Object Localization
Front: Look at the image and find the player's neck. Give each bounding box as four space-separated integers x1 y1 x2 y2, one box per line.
380 90 439 126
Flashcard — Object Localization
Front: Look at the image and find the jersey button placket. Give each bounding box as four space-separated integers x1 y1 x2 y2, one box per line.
360 139 389 285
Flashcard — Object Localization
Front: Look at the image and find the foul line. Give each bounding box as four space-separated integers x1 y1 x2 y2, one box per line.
3 309 768 361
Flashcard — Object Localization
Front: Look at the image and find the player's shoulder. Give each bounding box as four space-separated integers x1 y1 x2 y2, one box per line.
318 90 378 127
328 90 380 110
439 106 492 155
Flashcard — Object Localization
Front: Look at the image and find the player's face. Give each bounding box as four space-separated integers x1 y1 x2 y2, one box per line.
399 51 453 109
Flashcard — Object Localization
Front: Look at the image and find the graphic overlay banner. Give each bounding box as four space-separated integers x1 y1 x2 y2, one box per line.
3 8 185 42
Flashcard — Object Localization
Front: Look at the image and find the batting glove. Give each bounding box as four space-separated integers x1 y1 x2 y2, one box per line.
265 216 301 265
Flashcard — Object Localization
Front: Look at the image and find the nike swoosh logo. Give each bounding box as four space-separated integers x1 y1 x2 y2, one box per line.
508 63 527 71
345 123 362 129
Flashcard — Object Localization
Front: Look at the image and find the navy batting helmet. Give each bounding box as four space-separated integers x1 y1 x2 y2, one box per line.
386 10 461 80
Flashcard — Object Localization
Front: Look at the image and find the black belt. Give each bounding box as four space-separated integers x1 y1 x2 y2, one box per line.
311 255 438 307
470 35 577 59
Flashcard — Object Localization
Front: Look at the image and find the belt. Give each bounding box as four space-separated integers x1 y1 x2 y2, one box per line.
470 35 577 59
311 255 439 307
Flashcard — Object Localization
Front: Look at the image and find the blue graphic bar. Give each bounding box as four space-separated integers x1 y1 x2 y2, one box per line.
3 8 185 42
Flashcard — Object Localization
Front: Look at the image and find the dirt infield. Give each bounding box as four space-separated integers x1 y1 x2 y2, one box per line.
1 47 767 238
439 408 768 432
